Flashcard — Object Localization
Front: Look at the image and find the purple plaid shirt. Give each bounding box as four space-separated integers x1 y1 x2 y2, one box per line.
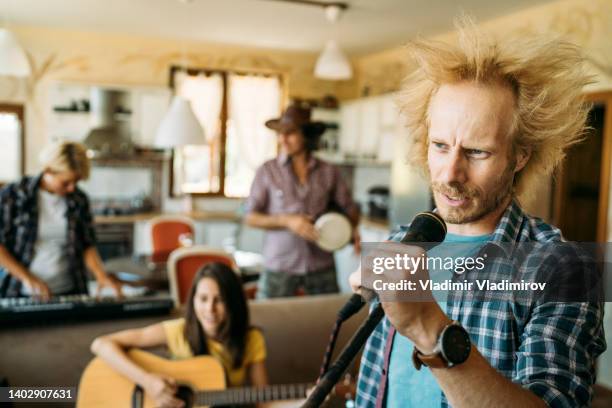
246 154 358 274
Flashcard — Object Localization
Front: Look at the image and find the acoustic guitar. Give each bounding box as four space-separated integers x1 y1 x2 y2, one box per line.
77 349 354 407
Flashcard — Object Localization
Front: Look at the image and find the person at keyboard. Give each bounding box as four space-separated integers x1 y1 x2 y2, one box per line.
91 262 269 408
0 141 122 299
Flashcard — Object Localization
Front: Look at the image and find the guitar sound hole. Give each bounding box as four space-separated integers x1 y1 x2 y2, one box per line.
176 385 194 408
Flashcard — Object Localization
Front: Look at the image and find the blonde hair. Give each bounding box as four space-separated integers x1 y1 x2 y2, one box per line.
40 141 91 180
399 18 592 198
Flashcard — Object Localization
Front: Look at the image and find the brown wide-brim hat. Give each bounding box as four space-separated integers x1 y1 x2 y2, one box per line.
265 104 326 138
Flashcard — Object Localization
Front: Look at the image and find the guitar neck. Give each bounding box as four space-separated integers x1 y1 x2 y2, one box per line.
196 383 313 406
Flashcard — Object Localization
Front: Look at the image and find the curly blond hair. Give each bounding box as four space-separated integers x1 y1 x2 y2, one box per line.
399 18 592 198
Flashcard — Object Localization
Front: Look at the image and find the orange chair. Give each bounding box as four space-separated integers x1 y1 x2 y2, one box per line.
167 246 237 307
149 215 196 263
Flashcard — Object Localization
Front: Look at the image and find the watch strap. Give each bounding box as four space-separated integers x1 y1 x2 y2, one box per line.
412 320 469 370
412 347 448 370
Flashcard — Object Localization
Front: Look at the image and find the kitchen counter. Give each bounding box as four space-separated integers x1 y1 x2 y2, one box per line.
96 212 389 229
94 211 391 231
94 210 241 224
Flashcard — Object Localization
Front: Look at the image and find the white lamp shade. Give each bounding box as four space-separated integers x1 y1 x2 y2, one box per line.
0 28 30 77
155 96 206 148
315 40 352 80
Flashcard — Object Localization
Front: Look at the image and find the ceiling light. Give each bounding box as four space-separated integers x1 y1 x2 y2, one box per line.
325 4 343 22
314 4 352 80
154 96 206 148
315 40 352 80
0 28 30 77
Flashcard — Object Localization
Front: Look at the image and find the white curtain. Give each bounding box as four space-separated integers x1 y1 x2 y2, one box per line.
175 71 223 143
0 113 21 183
173 71 224 194
225 74 280 196
228 74 280 169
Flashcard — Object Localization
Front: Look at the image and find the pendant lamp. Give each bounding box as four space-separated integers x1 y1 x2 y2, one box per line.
314 4 352 80
154 95 205 148
315 39 352 80
0 28 30 77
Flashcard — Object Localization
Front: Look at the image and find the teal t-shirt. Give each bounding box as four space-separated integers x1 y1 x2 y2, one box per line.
385 232 490 407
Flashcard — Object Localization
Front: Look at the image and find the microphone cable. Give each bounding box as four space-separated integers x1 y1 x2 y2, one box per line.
318 293 365 379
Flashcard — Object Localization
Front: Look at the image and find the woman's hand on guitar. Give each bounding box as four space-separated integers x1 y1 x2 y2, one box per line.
144 374 184 408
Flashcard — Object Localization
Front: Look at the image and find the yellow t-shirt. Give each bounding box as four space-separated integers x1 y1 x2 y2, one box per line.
161 318 266 387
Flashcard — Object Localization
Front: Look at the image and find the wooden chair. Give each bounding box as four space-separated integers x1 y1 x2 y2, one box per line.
149 215 195 264
167 246 237 307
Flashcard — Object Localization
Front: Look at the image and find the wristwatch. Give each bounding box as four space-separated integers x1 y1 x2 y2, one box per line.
412 321 471 370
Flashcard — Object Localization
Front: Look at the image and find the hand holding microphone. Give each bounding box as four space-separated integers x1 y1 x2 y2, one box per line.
303 212 447 408
349 211 447 304
363 211 451 356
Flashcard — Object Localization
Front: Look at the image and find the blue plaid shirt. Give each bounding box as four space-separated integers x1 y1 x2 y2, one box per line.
355 200 606 408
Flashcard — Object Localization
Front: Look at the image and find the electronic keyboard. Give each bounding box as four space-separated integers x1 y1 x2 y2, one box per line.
0 294 174 324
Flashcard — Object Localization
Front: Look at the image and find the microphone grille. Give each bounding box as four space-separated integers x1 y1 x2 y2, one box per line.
410 211 447 242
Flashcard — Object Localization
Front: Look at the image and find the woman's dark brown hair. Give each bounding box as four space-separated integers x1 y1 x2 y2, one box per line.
183 262 249 369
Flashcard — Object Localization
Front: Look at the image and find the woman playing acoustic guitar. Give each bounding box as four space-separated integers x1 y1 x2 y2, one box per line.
91 262 268 408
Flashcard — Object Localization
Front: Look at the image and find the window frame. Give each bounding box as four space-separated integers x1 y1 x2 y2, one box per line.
0 103 25 188
167 65 284 198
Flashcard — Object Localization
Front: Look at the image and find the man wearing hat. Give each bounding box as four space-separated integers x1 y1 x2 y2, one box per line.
245 104 360 298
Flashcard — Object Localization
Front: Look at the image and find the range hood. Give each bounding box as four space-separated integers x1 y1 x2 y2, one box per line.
83 88 135 157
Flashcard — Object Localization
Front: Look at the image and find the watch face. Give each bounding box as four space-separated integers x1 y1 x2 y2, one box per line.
441 325 471 365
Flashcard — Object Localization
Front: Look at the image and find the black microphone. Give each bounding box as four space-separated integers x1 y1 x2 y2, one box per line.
304 212 447 408
400 211 447 244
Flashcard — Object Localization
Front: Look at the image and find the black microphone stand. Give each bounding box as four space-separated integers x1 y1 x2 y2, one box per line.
301 304 385 408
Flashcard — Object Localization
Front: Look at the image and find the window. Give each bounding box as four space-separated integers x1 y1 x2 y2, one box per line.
170 67 282 197
0 104 24 186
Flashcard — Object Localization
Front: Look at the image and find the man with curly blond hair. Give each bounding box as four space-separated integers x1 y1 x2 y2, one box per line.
350 21 606 408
